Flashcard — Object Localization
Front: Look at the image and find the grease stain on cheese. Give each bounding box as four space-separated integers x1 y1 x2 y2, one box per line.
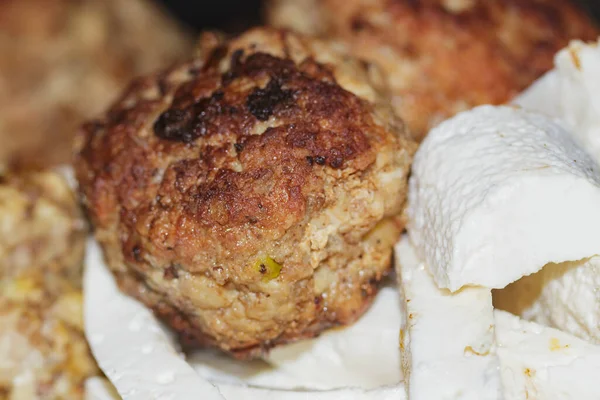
523 367 537 400
522 165 551 172
549 337 570 351
463 346 490 357
569 47 582 70
399 329 405 351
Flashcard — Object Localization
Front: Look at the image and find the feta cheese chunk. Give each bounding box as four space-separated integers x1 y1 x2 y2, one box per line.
395 236 502 400
495 257 600 345
496 309 600 400
408 105 600 291
515 40 600 161
502 40 600 344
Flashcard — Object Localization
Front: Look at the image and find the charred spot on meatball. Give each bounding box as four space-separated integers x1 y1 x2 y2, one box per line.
246 79 295 121
154 89 231 143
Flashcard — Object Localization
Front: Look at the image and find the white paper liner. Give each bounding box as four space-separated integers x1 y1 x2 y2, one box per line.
189 285 401 391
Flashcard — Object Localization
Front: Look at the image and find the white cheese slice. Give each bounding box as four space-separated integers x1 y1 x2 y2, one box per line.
501 39 600 344
515 40 600 161
495 257 600 345
495 309 600 400
408 104 600 291
395 236 502 400
84 238 406 399
264 286 402 390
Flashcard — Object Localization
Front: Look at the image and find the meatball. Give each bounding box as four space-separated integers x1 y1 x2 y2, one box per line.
0 0 192 169
0 170 98 399
75 27 416 358
267 0 599 141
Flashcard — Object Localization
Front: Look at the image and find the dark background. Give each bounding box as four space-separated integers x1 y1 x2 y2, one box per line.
158 0 263 33
158 0 600 33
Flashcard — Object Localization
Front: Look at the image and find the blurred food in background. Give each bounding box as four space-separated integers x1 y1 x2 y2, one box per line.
267 0 600 141
0 0 192 169
0 170 97 399
0 0 194 397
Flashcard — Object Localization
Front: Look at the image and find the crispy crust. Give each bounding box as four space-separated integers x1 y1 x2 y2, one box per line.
76 27 415 357
267 0 600 140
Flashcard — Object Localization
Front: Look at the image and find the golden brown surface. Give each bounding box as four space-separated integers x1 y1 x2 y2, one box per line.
267 0 600 141
0 170 98 399
0 0 192 169
76 27 416 358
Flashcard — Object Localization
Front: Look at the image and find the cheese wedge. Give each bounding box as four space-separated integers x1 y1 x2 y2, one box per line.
498 40 600 344
395 236 502 400
515 40 600 161
496 309 600 400
495 257 600 345
408 105 600 291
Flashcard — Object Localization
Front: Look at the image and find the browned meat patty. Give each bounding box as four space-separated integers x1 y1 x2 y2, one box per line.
0 170 99 399
267 0 600 141
0 0 192 169
75 27 416 358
